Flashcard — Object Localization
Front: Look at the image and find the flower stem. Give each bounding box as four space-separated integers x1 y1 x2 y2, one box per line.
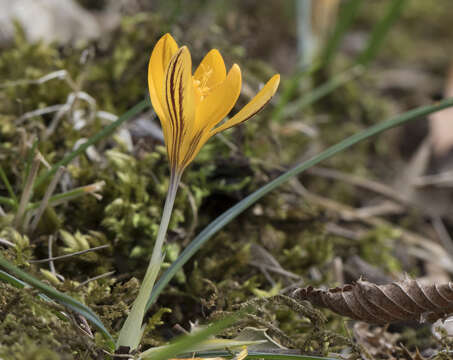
117 169 182 351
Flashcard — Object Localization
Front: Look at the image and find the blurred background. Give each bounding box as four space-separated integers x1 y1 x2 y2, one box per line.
3 0 453 357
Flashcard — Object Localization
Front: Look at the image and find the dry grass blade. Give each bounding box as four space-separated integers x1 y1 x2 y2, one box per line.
29 244 110 263
292 278 453 324
13 153 41 229
29 166 65 234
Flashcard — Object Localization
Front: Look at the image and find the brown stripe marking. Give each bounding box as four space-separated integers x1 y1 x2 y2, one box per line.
181 130 204 169
165 50 184 165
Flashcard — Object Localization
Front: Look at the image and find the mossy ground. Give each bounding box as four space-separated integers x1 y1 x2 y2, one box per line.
2 1 453 359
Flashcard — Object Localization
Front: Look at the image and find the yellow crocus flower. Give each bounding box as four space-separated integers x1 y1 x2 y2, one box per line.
117 34 279 351
148 33 280 173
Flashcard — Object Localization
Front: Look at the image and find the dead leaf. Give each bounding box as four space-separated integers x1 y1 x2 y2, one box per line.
292 277 453 324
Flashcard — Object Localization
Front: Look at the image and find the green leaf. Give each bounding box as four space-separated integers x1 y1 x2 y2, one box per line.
143 339 266 356
0 165 17 204
23 137 39 187
0 196 15 207
319 0 364 68
140 311 242 360
357 0 408 66
288 64 364 115
148 97 453 310
270 65 315 124
0 269 29 289
191 352 336 360
0 255 115 349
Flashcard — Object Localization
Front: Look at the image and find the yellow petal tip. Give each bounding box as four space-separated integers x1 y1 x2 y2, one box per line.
270 74 280 89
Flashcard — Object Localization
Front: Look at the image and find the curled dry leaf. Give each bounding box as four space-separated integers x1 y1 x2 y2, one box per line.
292 278 453 324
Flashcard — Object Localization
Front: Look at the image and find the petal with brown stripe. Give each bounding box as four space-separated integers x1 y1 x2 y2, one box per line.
163 46 196 168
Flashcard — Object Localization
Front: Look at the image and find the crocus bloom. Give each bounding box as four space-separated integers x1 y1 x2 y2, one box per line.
148 33 280 173
118 35 279 351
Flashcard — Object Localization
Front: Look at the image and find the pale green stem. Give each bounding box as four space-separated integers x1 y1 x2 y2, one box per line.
117 169 182 351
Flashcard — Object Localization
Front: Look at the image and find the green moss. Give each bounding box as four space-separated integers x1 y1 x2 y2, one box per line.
358 226 402 274
0 283 96 359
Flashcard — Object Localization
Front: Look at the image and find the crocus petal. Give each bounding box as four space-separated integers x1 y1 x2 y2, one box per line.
195 64 241 132
193 49 227 89
148 33 179 126
179 130 212 170
163 46 196 168
179 66 241 169
211 74 280 136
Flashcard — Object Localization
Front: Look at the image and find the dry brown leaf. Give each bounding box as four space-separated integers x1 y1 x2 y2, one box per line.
292 278 453 324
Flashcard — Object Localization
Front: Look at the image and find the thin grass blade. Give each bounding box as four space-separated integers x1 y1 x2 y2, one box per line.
140 311 242 360
191 352 336 360
319 0 364 68
288 64 364 115
0 196 15 207
0 269 28 289
357 0 407 66
0 165 17 204
23 137 38 186
142 339 266 357
271 64 316 124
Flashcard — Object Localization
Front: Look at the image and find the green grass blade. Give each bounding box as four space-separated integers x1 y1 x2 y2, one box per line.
27 184 97 211
319 0 364 68
289 64 364 115
23 138 39 186
0 269 53 302
190 352 336 360
34 98 149 189
0 269 27 288
0 196 15 207
0 165 17 204
244 355 334 360
271 64 317 124
0 255 114 349
142 339 266 357
141 312 241 360
357 0 407 66
148 97 453 309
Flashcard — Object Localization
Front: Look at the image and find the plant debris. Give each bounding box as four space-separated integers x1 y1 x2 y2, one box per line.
292 277 453 324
